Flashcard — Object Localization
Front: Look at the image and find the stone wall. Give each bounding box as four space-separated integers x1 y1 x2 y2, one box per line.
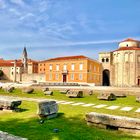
112 50 138 87
98 52 112 85
16 73 45 82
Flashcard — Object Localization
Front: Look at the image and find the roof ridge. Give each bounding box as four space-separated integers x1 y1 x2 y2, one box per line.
121 38 140 43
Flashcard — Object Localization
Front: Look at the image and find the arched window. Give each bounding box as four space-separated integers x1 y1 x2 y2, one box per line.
102 58 105 62
106 58 109 62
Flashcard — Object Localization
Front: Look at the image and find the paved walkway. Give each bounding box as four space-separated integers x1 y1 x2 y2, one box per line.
0 95 140 113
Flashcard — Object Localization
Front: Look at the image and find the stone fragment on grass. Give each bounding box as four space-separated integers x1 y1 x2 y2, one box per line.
4 86 15 93
0 98 22 110
60 89 70 94
86 112 140 134
114 92 126 98
37 100 58 118
66 90 83 98
83 90 93 95
98 93 116 101
136 96 140 102
44 91 53 95
0 131 27 140
22 88 34 94
42 87 49 92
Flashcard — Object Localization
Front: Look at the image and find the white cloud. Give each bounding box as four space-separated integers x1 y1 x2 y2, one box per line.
39 0 50 12
42 39 120 47
10 0 25 6
9 8 21 16
19 13 34 20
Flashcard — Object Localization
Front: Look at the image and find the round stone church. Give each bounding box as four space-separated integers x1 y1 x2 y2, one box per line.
99 38 140 87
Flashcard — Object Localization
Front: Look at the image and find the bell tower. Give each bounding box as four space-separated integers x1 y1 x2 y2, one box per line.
22 47 28 73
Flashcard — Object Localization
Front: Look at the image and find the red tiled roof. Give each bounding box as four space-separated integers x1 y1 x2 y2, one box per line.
0 63 22 67
27 59 38 63
0 58 38 67
46 55 88 61
0 59 22 67
113 46 140 52
38 55 101 64
120 38 140 43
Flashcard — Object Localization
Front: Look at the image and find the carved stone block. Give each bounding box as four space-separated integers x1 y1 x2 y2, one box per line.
37 100 58 118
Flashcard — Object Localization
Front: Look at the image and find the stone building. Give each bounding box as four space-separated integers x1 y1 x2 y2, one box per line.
0 47 38 81
27 59 38 74
41 55 102 85
22 47 38 74
99 38 140 87
0 59 23 81
38 60 46 74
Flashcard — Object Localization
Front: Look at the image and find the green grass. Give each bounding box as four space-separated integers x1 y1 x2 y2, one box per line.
0 101 140 140
0 88 140 118
0 88 140 139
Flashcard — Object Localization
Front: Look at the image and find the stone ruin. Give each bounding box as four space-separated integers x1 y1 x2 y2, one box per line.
37 100 58 119
22 87 34 94
66 90 83 98
97 92 116 101
83 90 93 96
42 87 49 92
60 89 70 94
4 86 15 93
136 96 140 102
113 92 126 98
0 98 22 111
86 112 140 134
41 87 53 95
44 91 53 95
0 131 27 140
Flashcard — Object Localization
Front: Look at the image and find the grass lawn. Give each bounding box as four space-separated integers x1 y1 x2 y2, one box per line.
0 88 140 140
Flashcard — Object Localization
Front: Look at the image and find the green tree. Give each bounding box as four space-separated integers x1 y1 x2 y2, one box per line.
0 70 4 77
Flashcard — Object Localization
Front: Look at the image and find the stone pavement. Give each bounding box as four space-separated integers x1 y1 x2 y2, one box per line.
0 95 140 113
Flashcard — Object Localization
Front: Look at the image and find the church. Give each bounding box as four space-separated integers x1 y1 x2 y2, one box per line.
99 38 140 87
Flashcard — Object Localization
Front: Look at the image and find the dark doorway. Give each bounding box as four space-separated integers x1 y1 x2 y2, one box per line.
103 69 110 86
138 79 140 86
63 74 67 83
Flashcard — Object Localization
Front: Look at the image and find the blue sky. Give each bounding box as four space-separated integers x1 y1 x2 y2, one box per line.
0 0 140 60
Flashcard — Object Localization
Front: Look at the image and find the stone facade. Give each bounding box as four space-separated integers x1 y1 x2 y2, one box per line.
99 38 140 87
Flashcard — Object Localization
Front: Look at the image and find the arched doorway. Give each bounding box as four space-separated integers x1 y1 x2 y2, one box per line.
103 69 110 86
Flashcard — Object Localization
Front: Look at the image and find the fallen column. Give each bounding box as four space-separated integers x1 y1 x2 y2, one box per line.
0 98 22 110
86 112 140 134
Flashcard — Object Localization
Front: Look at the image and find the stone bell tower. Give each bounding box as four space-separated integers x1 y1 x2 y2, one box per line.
22 47 28 73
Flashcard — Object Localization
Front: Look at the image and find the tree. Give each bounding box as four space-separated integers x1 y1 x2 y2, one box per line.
0 70 4 77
